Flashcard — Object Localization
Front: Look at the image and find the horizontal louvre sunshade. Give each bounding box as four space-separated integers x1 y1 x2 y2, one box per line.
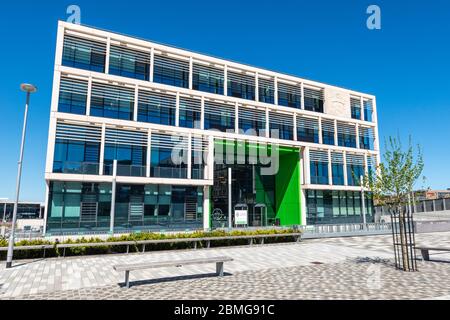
180 96 201 113
360 127 375 138
304 87 324 100
364 99 374 110
322 119 335 133
204 100 235 116
346 154 365 165
110 45 150 65
152 132 189 150
154 54 189 73
105 128 147 147
350 97 361 108
259 78 274 91
59 77 88 96
337 122 357 135
64 35 106 55
269 112 293 126
278 82 301 96
228 71 255 86
331 152 344 164
193 63 224 80
56 122 102 143
138 90 176 109
310 150 329 163
192 135 209 152
238 107 266 121
297 116 319 130
367 156 377 168
91 83 135 103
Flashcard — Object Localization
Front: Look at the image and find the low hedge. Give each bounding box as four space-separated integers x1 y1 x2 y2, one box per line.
0 228 301 261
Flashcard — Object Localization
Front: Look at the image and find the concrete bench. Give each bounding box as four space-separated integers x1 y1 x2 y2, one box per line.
416 247 450 261
113 256 233 288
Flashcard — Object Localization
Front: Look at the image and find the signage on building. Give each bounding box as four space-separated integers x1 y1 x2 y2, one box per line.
235 210 248 226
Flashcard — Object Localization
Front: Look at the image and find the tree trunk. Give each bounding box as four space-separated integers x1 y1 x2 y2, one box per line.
398 206 410 271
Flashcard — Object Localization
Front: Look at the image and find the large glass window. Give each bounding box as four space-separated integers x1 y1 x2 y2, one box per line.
258 78 275 104
193 63 224 94
238 107 266 135
269 112 294 141
58 77 88 115
151 134 188 179
322 120 335 146
360 127 375 150
337 123 357 148
153 54 189 89
297 117 319 143
347 155 365 186
90 83 134 121
332 164 345 186
179 97 202 129
351 98 362 120
137 90 176 126
278 82 301 109
62 35 106 73
227 71 255 101
104 144 147 177
310 151 329 185
53 139 100 175
304 88 324 113
204 101 235 132
109 45 150 81
364 100 374 122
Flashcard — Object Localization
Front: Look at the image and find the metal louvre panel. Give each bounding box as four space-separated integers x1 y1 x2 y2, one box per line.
367 155 377 168
152 132 189 150
64 35 106 55
193 63 224 81
238 107 266 122
360 126 375 138
154 54 190 73
192 135 209 152
310 150 329 163
228 71 255 87
138 90 176 110
278 82 301 96
259 77 274 91
304 87 324 100
91 82 135 104
322 119 335 133
297 116 319 130
110 45 150 65
331 152 344 164
56 122 102 143
346 154 365 166
364 99 374 110
204 100 235 116
60 77 88 96
105 128 147 147
337 122 357 135
350 97 361 108
269 111 293 126
180 96 201 113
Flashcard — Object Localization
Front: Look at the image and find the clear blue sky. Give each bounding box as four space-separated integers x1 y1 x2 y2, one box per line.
0 0 449 202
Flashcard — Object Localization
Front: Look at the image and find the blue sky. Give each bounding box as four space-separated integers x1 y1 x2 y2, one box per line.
0 0 449 202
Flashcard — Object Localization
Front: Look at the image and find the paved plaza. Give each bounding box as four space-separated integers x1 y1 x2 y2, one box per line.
1 232 450 300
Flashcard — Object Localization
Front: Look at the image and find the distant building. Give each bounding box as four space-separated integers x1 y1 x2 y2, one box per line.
1 200 45 222
415 190 450 201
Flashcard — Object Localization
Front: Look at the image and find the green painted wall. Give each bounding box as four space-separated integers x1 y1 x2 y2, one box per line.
275 149 302 226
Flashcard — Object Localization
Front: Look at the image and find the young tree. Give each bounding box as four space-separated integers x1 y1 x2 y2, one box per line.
365 136 424 271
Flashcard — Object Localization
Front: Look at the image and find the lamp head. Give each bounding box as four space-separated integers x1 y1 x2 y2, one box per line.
20 83 37 94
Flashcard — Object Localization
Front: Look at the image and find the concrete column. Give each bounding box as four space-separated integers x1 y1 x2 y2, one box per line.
207 135 215 180
105 37 111 74
187 133 192 180
200 97 205 130
203 186 211 231
99 123 106 175
133 86 139 122
224 65 228 96
265 108 270 138
343 152 348 186
334 119 339 146
318 117 323 144
293 114 298 141
356 124 360 149
300 83 305 110
228 167 232 229
86 77 92 116
304 147 311 185
274 77 279 105
110 160 118 235
42 182 50 235
149 48 155 83
147 129 151 178
175 93 180 127
328 149 333 186
255 72 259 102
360 97 365 121
189 57 193 90
235 102 239 134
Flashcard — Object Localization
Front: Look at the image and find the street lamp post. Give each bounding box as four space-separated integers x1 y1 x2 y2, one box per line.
5 83 37 269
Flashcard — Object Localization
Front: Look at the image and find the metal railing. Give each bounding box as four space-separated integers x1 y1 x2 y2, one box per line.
299 222 391 238
376 198 450 215
53 161 100 175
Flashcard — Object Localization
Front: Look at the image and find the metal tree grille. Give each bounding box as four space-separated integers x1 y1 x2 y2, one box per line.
56 122 102 143
390 206 418 272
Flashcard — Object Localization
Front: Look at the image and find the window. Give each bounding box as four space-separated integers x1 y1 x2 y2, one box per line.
62 35 106 73
109 45 150 81
204 100 235 132
153 54 189 88
297 117 319 143
227 71 255 101
310 150 329 185
269 112 294 141
151 133 188 179
337 122 357 148
58 77 88 115
304 87 324 113
364 100 374 122
238 107 266 135
179 96 202 129
360 127 375 150
322 120 335 146
347 154 365 186
138 90 176 126
258 77 275 104
278 82 301 109
193 63 224 94
351 98 362 120
90 83 135 121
